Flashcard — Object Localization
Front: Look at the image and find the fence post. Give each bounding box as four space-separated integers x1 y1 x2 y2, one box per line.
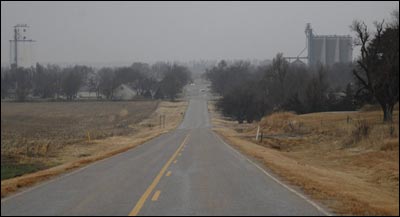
256 125 260 141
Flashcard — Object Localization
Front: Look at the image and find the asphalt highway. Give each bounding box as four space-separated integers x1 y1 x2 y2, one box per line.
1 80 328 216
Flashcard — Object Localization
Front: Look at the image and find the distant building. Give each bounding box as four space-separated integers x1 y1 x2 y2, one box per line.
305 23 353 66
290 58 306 68
9 24 35 68
113 84 137 100
77 89 103 100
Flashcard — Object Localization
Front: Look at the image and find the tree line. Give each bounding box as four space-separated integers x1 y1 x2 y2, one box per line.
1 62 191 102
205 57 356 124
205 11 398 123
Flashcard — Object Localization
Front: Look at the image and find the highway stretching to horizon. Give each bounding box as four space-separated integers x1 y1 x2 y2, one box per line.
1 79 329 216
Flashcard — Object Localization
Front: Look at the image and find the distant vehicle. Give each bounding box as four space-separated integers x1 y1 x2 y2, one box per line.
200 89 206 92
190 83 195 86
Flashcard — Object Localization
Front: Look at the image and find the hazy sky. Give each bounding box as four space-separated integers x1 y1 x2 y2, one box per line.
1 1 398 65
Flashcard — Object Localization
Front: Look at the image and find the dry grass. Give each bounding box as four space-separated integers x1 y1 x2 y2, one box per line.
209 101 399 216
1 100 188 198
1 101 159 159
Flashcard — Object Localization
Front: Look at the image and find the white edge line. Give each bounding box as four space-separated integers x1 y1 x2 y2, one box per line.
2 128 331 215
1 132 172 203
213 131 332 216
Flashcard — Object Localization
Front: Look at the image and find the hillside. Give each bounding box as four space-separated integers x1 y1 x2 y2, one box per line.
211 102 399 215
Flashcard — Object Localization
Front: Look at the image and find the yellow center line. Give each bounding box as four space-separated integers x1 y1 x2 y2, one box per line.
166 171 172 177
151 190 161 201
129 133 190 216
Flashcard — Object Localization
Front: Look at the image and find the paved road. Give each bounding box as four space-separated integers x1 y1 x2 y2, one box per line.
1 80 328 216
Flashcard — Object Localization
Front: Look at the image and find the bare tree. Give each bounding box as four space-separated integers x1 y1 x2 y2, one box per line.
272 53 289 99
32 63 59 98
87 73 99 98
98 67 117 100
15 67 32 101
61 66 90 100
351 15 399 122
304 66 329 112
160 64 191 101
261 53 289 108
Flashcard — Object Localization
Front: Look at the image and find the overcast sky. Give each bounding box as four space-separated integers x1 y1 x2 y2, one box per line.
1 1 398 65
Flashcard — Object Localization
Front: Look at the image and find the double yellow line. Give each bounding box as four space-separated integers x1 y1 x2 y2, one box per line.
129 133 190 216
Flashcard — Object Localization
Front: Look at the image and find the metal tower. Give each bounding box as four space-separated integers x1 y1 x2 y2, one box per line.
9 24 35 68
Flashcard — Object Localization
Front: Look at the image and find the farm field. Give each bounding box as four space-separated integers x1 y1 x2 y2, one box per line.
1 100 187 182
210 101 399 215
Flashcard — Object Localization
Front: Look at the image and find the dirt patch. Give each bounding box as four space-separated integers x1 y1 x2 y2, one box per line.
209 101 399 216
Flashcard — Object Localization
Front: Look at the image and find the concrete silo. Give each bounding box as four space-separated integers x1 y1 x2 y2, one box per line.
305 23 353 66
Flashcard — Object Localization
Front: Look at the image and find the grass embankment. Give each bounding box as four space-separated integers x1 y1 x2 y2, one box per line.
210 102 399 216
1 164 46 181
1 100 188 198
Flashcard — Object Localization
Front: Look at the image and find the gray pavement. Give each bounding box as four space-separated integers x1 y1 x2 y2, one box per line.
1 79 328 216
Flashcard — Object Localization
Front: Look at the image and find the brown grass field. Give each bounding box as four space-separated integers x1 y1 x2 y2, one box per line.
1 100 188 197
1 101 159 158
210 101 399 216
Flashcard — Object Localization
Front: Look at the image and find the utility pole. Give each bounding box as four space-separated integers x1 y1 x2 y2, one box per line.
9 24 35 69
14 26 18 68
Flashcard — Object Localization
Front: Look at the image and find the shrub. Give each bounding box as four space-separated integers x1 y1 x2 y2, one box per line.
352 119 371 143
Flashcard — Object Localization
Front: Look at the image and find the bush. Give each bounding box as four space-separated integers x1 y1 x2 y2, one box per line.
352 119 371 143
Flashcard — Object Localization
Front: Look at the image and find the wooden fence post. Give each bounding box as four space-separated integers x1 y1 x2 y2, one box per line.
256 125 260 141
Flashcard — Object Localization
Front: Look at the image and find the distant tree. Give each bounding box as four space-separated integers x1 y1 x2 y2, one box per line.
98 67 118 100
1 68 12 99
114 67 140 84
209 61 269 123
270 53 289 101
114 66 144 96
257 53 293 110
160 75 180 101
205 60 228 94
205 60 252 96
341 83 357 110
86 73 99 98
304 66 329 112
217 80 267 124
0 72 4 99
61 65 90 100
15 67 33 101
283 93 306 114
160 64 191 101
141 77 158 99
151 62 170 80
351 12 399 122
50 65 63 99
32 63 58 98
131 62 151 75
327 63 355 89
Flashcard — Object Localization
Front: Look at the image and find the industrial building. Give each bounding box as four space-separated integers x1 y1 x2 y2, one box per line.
9 24 35 68
305 23 353 66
